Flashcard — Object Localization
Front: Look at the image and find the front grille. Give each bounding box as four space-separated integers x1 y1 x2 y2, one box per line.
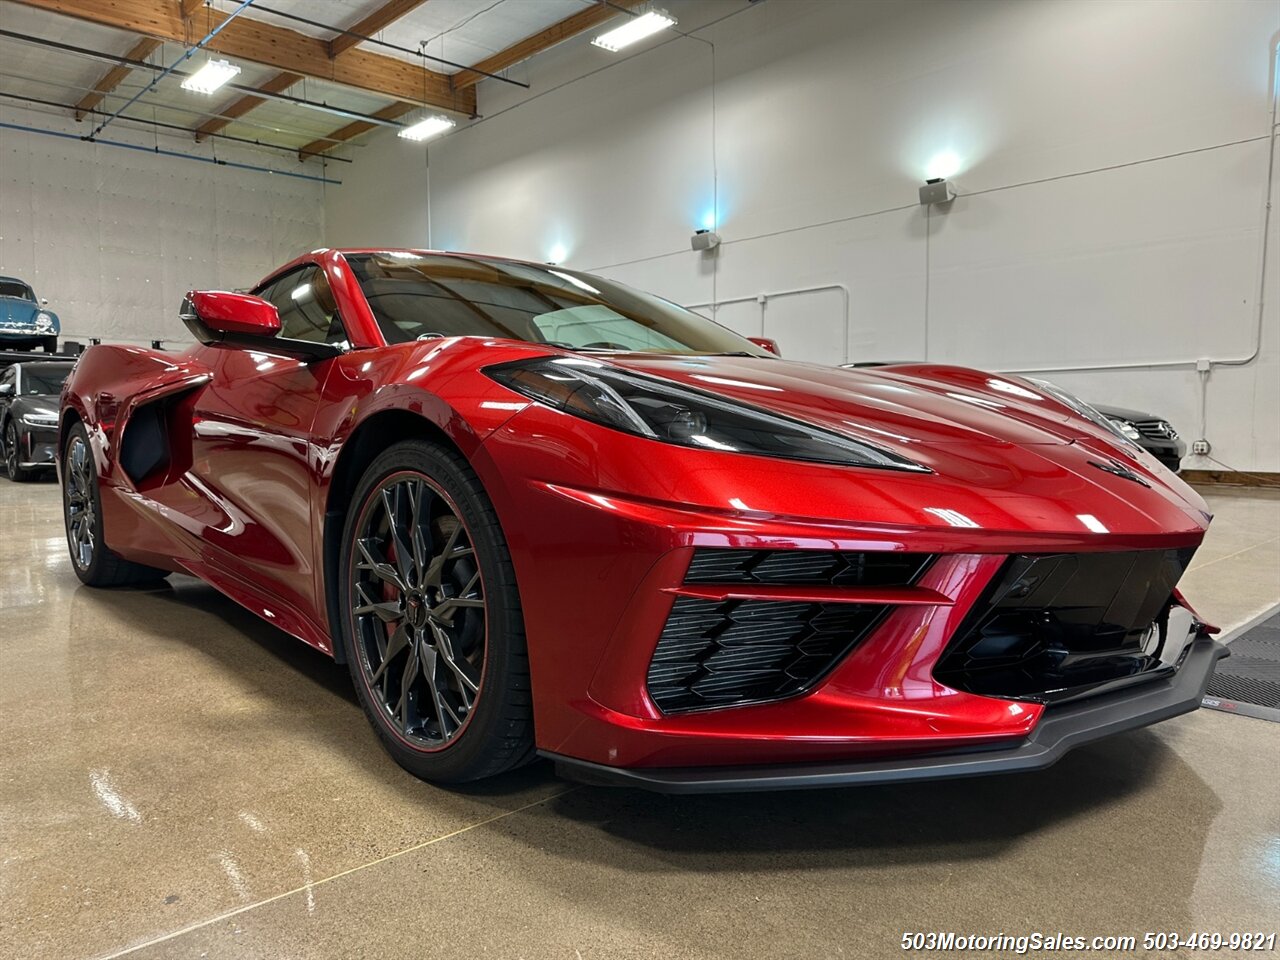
683 548 932 586
934 548 1195 704
647 597 887 713
646 548 932 713
1135 419 1177 441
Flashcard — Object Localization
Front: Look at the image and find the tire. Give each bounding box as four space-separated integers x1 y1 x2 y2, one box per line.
339 439 534 784
3 420 34 482
62 421 169 587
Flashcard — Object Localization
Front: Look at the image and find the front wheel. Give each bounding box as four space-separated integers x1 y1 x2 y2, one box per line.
63 422 168 586
339 439 534 783
3 421 34 482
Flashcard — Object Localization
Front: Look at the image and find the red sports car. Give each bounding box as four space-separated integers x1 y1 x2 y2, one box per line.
58 249 1225 790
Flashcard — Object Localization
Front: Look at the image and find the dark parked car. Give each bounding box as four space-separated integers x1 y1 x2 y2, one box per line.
0 277 60 353
1092 403 1185 472
0 360 72 481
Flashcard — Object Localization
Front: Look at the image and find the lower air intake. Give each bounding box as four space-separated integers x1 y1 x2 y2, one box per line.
647 597 886 714
934 548 1196 704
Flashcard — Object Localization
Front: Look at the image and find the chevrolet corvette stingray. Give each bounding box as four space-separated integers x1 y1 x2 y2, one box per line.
57 249 1225 791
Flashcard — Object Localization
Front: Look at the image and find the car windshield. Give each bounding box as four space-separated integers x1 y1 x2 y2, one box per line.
0 281 34 301
21 366 70 395
344 253 769 356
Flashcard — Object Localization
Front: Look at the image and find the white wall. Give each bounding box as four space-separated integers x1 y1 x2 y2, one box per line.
0 102 326 347
325 0 1280 472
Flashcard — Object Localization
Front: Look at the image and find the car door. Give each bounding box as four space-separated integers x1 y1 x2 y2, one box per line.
186 264 349 632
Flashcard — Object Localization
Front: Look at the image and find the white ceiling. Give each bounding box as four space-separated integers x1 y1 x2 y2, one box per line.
0 0 614 161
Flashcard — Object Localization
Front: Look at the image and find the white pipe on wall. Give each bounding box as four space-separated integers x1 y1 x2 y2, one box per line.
685 283 853 362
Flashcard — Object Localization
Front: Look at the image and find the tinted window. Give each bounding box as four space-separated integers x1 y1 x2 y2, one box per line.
262 267 347 346
344 253 768 356
20 365 71 395
0 281 34 300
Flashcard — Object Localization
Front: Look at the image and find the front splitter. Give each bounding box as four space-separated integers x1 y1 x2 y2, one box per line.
543 637 1227 794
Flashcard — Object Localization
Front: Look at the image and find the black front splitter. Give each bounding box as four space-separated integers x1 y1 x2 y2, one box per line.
543 637 1227 794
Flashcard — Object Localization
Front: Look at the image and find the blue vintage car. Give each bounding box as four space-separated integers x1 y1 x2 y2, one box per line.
0 276 60 352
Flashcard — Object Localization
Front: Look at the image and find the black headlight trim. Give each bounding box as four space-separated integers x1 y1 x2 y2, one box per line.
484 355 931 473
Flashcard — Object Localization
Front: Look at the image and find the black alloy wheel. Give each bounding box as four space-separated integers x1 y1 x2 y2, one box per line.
4 420 35 482
341 439 533 783
62 422 168 587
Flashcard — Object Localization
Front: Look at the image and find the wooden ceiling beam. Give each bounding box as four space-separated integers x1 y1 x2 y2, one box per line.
330 0 430 58
295 0 654 159
11 0 475 116
450 0 647 89
192 69 301 141
72 35 161 120
178 0 205 17
296 101 416 160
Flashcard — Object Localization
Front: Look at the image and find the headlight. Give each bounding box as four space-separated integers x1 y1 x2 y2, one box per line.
1108 418 1142 442
34 312 55 332
1025 378 1142 450
22 412 58 427
486 357 928 471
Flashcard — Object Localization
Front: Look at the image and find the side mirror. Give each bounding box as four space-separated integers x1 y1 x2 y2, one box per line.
183 291 281 339
747 336 781 356
181 290 341 362
0 383 13 397
40 298 49 306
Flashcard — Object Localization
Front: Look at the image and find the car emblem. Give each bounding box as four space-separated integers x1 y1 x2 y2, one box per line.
1088 457 1150 487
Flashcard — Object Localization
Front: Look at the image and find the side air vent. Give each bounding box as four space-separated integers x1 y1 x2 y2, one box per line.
683 548 932 587
647 597 887 714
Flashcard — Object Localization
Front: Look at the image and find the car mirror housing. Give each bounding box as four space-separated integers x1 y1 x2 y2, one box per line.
0 383 13 397
747 336 781 356
183 290 281 339
180 290 340 362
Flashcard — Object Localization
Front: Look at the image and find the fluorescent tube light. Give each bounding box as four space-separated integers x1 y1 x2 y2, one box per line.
591 9 676 52
398 115 456 142
180 59 241 94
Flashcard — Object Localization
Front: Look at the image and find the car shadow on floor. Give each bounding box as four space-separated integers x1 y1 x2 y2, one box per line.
70 574 1218 870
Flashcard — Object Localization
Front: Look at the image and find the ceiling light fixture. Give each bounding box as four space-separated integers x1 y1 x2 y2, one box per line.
591 8 676 52
180 58 241 94
398 114 456 142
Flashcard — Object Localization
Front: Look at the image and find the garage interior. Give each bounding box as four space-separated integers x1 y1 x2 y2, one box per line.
1 1 1278 958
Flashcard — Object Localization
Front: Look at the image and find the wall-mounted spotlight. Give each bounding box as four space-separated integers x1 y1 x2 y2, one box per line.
398 114 456 142
691 229 721 252
592 7 677 52
918 178 956 206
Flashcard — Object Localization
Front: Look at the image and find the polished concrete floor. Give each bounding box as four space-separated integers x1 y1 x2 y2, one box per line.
1 479 1277 960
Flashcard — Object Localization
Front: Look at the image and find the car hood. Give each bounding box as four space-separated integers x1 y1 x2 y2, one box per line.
0 297 40 326
11 398 58 419
590 354 1209 531
1092 402 1160 423
606 355 1099 449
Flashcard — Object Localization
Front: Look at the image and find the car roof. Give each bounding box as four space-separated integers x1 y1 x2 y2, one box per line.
0 276 31 285
14 360 73 372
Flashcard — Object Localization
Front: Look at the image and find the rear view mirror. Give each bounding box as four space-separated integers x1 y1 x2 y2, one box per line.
182 291 281 339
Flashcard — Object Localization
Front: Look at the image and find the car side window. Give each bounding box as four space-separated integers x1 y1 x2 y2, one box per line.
263 267 348 347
